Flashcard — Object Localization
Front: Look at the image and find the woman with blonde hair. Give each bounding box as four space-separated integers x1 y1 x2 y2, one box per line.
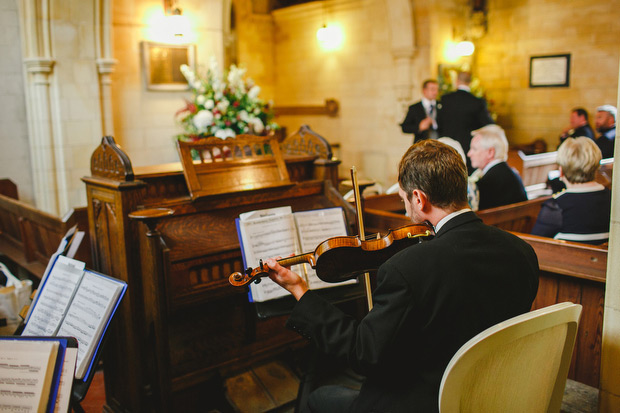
531 137 611 244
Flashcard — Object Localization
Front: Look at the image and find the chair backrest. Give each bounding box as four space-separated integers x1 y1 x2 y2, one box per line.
439 302 582 413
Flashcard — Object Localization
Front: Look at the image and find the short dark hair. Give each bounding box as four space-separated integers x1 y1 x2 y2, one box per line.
457 71 471 84
422 79 438 89
572 107 589 122
398 140 468 210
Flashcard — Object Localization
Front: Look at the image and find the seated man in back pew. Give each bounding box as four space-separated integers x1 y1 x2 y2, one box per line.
265 140 539 413
466 124 528 210
532 137 611 245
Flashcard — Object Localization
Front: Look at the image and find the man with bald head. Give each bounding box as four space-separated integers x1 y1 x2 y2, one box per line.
595 105 616 158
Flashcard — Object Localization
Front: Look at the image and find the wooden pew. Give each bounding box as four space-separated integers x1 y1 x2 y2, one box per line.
476 196 549 233
510 150 558 187
597 158 614 188
516 233 606 388
360 193 548 236
0 194 91 281
0 178 18 199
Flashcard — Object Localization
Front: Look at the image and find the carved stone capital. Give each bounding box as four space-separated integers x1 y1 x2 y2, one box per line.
23 58 55 74
96 58 118 75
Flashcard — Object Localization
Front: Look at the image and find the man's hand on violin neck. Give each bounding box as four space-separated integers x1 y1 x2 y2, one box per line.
266 258 309 301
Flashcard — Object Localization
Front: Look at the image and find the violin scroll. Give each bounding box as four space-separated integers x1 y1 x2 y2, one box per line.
229 259 269 287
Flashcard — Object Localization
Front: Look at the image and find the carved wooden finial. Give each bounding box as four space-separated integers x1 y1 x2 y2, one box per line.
90 136 135 181
280 125 333 160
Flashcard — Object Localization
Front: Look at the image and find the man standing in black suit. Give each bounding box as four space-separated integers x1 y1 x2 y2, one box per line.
467 124 527 210
437 71 493 173
400 79 439 142
265 140 539 413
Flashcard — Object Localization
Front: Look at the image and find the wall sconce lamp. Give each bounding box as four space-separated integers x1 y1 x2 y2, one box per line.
316 24 344 51
163 0 189 38
455 40 475 57
316 1 344 51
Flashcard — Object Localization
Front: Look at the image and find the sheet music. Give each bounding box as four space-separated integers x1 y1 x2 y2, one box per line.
57 272 123 379
25 226 78 324
294 208 357 289
239 206 292 221
238 213 302 302
0 340 59 413
53 347 77 413
22 256 85 336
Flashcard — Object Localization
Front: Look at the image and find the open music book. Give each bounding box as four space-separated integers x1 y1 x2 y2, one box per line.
21 255 127 381
0 336 78 413
236 206 357 302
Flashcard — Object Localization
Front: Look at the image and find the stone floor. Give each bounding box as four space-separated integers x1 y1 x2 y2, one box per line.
77 371 600 412
561 379 599 413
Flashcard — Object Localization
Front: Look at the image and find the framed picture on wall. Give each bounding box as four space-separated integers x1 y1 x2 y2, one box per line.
141 42 196 91
529 54 571 88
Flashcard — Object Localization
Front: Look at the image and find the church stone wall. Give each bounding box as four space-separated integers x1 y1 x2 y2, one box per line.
475 0 620 148
0 1 33 203
272 0 424 188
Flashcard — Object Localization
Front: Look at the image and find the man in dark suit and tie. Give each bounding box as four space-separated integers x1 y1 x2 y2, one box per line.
400 79 439 142
558 107 595 146
467 124 528 210
265 140 539 413
437 71 493 173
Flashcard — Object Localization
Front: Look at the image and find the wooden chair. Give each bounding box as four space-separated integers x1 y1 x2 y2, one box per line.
439 302 582 413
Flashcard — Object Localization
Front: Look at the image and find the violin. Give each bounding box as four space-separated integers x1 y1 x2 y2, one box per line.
228 222 434 287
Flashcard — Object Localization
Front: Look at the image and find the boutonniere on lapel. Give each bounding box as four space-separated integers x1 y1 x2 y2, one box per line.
437 103 442 110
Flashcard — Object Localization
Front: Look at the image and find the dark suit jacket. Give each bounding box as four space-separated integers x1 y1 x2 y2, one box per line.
559 124 595 146
596 127 616 159
287 212 539 413
437 90 493 170
477 162 528 210
400 101 436 142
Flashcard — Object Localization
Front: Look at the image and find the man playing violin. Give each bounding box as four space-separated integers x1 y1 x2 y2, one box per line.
266 139 539 413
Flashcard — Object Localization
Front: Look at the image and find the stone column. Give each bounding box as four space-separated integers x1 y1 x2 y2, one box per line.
23 57 59 215
95 0 117 137
386 0 416 105
97 58 117 136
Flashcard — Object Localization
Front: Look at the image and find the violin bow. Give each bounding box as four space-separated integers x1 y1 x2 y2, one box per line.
351 166 373 311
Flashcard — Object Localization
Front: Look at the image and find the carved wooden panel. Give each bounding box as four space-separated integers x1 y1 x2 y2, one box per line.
280 124 333 160
140 175 189 206
90 136 135 181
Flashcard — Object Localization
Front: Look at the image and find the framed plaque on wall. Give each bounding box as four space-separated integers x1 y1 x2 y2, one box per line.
529 54 571 88
141 42 196 91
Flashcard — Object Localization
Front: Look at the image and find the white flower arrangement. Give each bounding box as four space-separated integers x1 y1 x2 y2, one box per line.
175 57 278 141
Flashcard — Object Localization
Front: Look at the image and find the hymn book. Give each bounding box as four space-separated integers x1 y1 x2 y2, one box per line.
236 206 357 302
0 336 78 413
22 255 127 381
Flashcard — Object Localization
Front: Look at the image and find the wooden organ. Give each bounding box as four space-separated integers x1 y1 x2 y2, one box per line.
81 129 363 412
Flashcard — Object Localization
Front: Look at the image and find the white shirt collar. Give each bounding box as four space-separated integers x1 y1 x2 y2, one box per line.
421 97 436 111
481 159 502 175
457 85 471 92
564 183 606 193
434 208 471 233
